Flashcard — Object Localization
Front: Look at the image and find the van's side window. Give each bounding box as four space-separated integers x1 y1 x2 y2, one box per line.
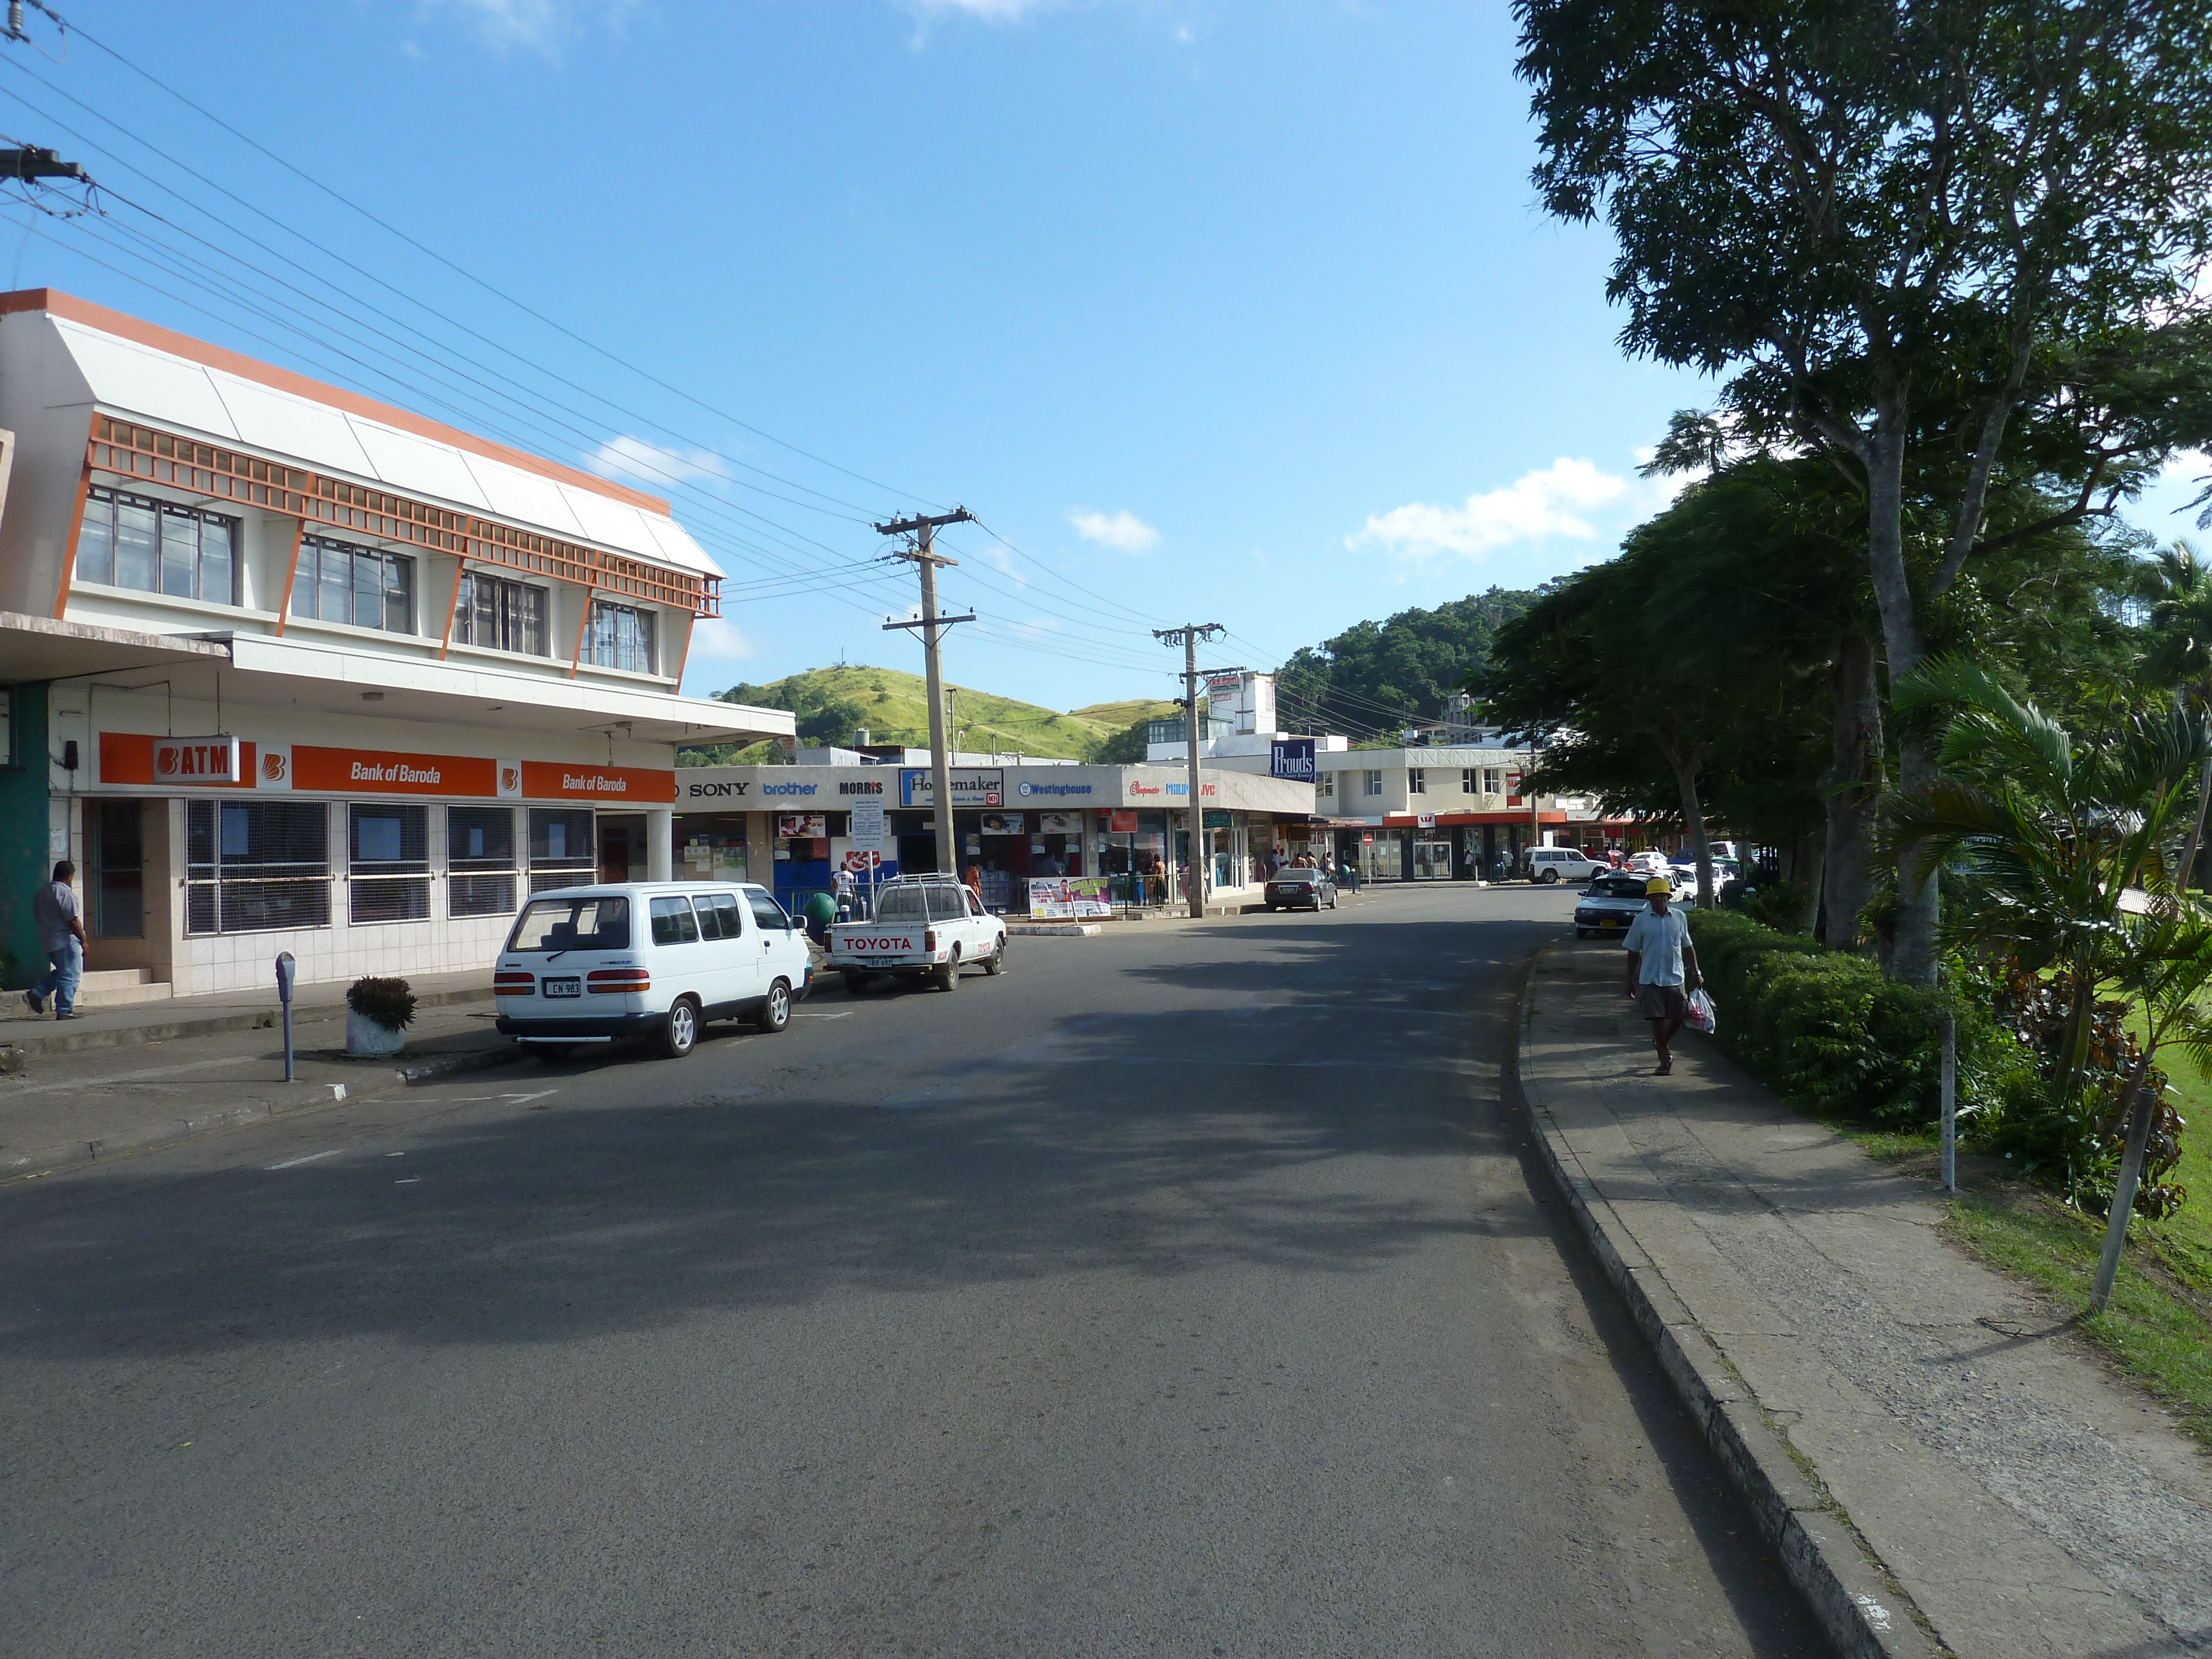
712 894 744 937
691 896 725 940
749 893 789 932
650 895 700 945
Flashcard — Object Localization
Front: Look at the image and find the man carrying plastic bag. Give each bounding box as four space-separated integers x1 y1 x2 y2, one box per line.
1620 875 1705 1077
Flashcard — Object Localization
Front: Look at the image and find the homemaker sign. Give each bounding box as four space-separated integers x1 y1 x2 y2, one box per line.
899 768 1004 808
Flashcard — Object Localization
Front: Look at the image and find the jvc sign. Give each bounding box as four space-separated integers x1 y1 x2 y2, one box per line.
1269 739 1316 782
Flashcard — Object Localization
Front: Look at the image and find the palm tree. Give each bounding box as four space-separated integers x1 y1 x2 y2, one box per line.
2139 541 2212 893
1887 657 2212 1308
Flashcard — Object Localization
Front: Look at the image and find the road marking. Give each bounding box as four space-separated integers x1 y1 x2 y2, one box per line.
797 1010 853 1020
424 1089 560 1104
266 1149 342 1170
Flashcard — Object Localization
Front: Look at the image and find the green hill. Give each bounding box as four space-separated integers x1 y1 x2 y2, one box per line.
680 666 1180 765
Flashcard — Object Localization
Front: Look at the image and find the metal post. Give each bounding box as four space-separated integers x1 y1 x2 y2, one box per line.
1184 631 1205 919
275 951 296 1082
1940 1008 1957 1195
2093 1065 2162 1311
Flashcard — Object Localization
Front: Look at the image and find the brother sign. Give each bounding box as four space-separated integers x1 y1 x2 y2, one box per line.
1270 738 1316 782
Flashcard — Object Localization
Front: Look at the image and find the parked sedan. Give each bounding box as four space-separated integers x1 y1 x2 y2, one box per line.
1574 872 1694 940
1264 868 1339 911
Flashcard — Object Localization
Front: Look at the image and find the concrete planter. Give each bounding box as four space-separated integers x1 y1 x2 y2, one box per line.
345 1010 407 1057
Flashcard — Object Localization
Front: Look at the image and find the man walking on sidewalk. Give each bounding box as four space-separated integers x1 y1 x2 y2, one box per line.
24 860 86 1021
1621 875 1700 1076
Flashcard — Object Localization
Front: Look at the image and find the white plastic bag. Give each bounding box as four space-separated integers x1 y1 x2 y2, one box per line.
1686 987 1718 1036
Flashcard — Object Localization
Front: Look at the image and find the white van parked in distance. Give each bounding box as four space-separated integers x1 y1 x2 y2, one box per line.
1527 846 1606 884
494 881 812 1061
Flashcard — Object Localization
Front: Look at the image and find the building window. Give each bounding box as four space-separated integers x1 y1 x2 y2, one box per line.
1408 768 1426 795
1483 766 1503 795
448 806 517 917
291 536 414 633
349 804 431 924
185 800 329 935
584 600 656 674
1318 771 1334 800
1460 768 1478 794
529 808 597 894
76 487 237 604
453 572 547 656
1363 769 1383 797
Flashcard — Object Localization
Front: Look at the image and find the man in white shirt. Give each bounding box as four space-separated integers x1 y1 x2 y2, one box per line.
1621 875 1702 1076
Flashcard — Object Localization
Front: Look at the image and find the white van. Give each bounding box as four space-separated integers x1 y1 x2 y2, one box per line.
493 881 813 1061
1527 846 1606 884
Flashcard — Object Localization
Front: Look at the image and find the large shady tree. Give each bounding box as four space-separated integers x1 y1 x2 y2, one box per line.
1516 0 2212 982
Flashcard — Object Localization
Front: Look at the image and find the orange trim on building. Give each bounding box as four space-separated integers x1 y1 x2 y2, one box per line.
0 288 671 516
96 731 673 804
272 514 306 636
50 457 91 619
438 562 467 660
291 745 498 798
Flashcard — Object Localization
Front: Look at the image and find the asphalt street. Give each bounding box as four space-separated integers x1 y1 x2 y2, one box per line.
2 884 1826 1657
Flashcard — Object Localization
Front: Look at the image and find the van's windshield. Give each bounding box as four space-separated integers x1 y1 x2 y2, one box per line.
508 895 630 953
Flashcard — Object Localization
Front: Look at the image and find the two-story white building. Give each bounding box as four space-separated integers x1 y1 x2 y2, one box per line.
0 289 789 1004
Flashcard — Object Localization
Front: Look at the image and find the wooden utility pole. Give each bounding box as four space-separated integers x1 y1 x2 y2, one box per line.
1154 623 1225 919
877 508 976 875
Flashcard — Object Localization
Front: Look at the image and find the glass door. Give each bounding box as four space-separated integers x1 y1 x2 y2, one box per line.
91 799 144 937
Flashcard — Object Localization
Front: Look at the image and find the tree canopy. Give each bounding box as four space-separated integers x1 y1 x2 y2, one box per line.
1275 588 1538 743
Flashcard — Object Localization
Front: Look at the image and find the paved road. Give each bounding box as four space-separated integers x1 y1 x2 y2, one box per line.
2 886 1825 1657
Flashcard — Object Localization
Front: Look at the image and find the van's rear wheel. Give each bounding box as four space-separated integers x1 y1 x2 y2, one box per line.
659 997 700 1059
758 978 792 1033
936 947 961 992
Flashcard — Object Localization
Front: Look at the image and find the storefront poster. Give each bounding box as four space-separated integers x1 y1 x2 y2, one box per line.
1035 811 1081 834
1029 875 1111 919
849 798 886 853
776 813 827 838
979 811 1024 834
1106 810 1139 833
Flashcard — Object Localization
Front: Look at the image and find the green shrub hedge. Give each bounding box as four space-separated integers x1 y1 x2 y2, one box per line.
1687 910 1993 1128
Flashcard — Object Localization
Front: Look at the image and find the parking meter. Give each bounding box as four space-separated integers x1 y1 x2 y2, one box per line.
275 952 297 1081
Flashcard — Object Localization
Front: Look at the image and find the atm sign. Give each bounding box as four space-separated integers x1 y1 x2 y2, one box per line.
153 738 243 784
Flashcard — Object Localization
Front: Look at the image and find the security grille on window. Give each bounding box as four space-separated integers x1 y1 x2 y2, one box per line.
1483 766 1503 795
185 800 330 935
529 808 597 894
1460 768 1478 794
1408 768 1426 795
75 487 237 604
453 572 547 656
290 536 414 633
448 806 517 917
1363 769 1383 797
585 600 656 674
349 804 430 924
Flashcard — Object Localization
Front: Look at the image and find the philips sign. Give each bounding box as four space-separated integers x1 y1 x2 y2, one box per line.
1270 739 1317 781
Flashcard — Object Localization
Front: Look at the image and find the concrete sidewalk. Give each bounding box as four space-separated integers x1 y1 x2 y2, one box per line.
1518 940 2212 1659
0 995 521 1180
0 966 494 1055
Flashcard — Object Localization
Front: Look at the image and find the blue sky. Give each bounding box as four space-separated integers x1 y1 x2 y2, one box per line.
2 2 2198 723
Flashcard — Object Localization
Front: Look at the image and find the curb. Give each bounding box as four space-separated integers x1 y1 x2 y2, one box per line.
0 984 495 1056
1507 947 1940 1659
1005 922 1103 937
1 1041 521 1182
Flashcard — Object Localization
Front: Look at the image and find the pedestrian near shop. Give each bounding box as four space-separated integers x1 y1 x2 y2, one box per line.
832 864 857 920
1621 876 1701 1076
24 860 86 1020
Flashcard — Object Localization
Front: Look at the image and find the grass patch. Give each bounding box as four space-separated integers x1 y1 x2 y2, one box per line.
1943 1191 2212 1449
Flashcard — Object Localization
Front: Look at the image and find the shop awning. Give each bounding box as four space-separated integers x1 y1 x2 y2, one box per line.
0 609 229 680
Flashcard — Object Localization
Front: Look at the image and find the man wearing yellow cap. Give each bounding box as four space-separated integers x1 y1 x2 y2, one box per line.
1621 875 1702 1076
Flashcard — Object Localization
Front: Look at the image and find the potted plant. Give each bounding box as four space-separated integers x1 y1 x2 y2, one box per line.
345 976 416 1057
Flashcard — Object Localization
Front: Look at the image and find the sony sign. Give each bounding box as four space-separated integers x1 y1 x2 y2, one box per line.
1270 738 1316 782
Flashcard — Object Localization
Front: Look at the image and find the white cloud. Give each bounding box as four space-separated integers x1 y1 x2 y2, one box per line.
1068 508 1161 554
411 0 639 58
677 618 755 695
1347 458 1636 561
584 435 731 488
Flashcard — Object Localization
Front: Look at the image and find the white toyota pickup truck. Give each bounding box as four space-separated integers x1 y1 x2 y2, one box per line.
828 873 1006 993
